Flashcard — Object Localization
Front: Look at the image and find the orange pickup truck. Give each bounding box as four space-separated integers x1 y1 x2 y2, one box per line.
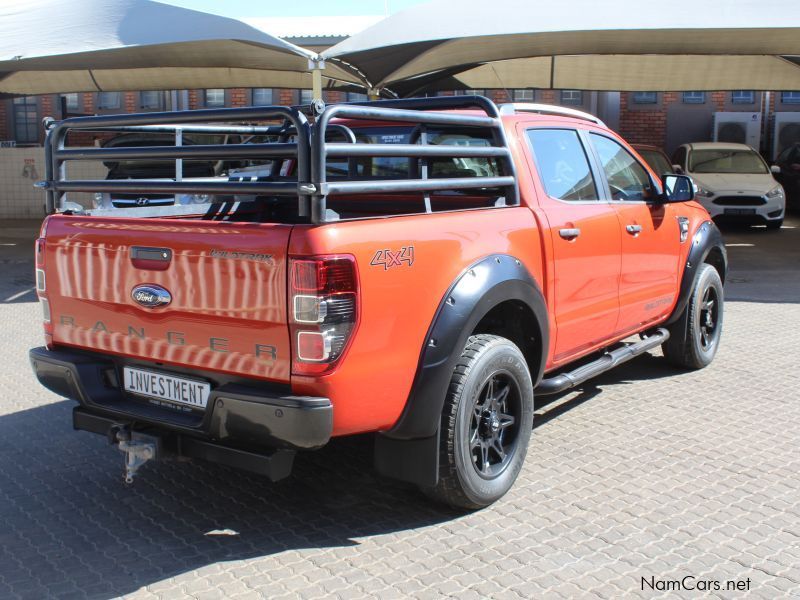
30 97 726 508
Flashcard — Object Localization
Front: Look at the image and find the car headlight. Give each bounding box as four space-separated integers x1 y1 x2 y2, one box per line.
694 185 714 198
177 193 211 205
766 186 784 199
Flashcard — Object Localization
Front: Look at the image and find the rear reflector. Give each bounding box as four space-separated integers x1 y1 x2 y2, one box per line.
40 298 51 323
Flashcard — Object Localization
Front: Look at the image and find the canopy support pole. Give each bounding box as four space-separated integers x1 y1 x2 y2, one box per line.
368 87 381 100
309 59 325 102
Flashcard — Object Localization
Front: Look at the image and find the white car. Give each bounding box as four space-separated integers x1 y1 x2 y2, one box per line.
672 142 785 230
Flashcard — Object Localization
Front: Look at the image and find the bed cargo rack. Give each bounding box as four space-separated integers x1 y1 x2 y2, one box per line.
40 95 519 224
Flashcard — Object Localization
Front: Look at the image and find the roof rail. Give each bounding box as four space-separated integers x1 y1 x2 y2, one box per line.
499 103 606 127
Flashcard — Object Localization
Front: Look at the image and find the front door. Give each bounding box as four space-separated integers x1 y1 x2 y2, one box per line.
524 127 622 364
588 133 681 335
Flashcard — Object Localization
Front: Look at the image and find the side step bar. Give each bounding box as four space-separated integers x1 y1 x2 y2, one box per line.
535 328 670 396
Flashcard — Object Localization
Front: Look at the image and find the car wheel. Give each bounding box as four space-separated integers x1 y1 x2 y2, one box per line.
766 218 783 230
662 263 724 370
423 334 534 510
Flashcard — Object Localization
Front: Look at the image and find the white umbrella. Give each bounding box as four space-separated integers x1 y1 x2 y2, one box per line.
0 0 358 95
323 0 800 93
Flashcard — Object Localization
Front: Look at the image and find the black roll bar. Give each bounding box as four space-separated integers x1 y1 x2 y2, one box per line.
310 96 520 223
41 96 519 224
44 106 311 214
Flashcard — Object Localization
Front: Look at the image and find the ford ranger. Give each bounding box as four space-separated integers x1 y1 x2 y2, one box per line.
30 97 727 508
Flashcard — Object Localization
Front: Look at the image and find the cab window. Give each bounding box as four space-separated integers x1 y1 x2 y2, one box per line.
590 134 654 201
527 129 598 201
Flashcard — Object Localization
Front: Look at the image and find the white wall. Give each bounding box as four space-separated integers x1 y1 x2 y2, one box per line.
0 147 47 219
0 148 106 219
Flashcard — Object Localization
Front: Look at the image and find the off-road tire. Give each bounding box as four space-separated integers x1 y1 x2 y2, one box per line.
423 334 534 509
662 263 724 369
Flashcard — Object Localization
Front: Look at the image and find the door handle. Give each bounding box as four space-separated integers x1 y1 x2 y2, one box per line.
559 228 581 240
626 224 642 235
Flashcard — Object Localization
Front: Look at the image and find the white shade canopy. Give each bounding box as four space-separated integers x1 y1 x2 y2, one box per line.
0 0 359 95
324 0 800 92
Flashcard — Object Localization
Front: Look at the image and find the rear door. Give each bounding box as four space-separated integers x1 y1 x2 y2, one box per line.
524 127 621 364
588 133 681 334
44 215 292 382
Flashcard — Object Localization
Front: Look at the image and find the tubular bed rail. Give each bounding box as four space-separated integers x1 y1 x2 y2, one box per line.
40 96 519 224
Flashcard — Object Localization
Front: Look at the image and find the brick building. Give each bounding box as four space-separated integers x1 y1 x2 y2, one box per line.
2 30 800 160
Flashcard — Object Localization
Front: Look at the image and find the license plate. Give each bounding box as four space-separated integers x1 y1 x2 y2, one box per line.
123 367 210 410
725 208 756 215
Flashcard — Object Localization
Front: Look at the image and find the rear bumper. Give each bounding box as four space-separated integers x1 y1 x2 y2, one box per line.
29 346 332 451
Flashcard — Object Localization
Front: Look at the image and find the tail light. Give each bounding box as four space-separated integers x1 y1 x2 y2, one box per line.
35 236 53 345
289 255 358 376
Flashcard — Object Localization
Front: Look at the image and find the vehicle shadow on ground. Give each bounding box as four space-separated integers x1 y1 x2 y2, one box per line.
533 353 683 429
0 352 686 598
0 400 463 599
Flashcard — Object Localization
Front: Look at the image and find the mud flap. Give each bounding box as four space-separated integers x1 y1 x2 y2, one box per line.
374 430 439 487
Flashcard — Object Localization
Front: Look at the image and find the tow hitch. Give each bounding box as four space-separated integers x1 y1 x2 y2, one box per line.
109 426 161 484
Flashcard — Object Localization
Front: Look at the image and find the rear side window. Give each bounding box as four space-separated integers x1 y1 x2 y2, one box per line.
527 129 598 201
590 134 654 201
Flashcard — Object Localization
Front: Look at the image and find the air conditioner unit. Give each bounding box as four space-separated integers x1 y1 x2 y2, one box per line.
771 112 800 160
712 112 761 149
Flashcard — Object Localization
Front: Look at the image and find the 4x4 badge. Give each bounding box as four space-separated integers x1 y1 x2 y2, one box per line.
131 284 172 308
370 246 415 270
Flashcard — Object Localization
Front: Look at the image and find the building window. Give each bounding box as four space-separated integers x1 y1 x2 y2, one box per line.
781 91 800 104
513 89 534 101
299 89 313 104
465 88 485 96
682 91 706 104
560 90 583 105
731 91 755 104
346 92 368 102
632 91 658 104
62 93 79 111
13 97 38 144
205 89 225 107
97 92 121 110
140 91 164 110
252 88 273 106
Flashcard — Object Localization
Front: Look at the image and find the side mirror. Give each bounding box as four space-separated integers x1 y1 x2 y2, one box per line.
770 164 781 174
661 174 694 202
672 164 684 175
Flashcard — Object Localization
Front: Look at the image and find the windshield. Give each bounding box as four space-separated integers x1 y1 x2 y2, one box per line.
689 149 768 174
638 149 673 175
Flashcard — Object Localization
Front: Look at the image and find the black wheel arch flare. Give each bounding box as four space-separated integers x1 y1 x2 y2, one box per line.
374 254 549 487
667 220 728 326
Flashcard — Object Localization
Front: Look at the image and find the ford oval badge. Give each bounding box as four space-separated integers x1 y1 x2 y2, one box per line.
132 284 171 308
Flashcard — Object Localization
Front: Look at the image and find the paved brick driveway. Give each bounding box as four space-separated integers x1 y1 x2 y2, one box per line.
0 218 798 599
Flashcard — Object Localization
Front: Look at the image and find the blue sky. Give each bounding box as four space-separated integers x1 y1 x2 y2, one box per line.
160 0 427 17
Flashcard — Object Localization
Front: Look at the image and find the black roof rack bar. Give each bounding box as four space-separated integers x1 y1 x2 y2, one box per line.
51 180 300 196
73 124 285 135
325 143 511 159
321 176 516 196
56 143 298 162
50 106 303 129
345 95 503 118
320 105 497 128
45 105 310 214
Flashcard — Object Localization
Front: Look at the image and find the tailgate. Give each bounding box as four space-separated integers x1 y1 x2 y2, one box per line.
43 215 292 383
